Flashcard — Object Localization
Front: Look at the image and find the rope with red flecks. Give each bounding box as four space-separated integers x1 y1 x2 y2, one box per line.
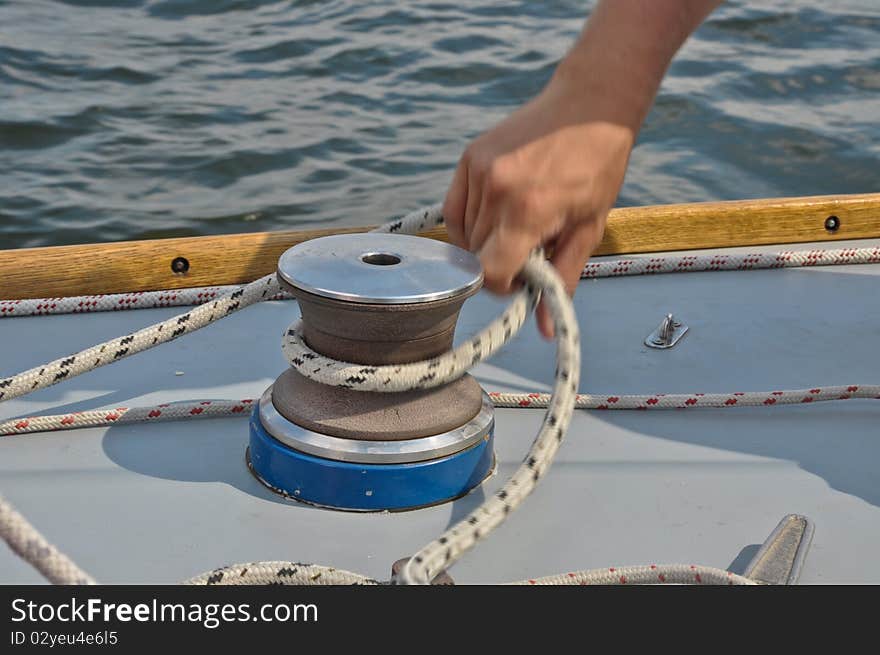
0 287 291 318
4 384 880 436
580 245 880 278
1 400 257 435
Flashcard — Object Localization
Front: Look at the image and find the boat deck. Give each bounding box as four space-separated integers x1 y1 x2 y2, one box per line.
2 237 879 584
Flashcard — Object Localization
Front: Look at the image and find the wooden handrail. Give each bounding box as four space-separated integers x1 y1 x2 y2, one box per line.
1 193 878 299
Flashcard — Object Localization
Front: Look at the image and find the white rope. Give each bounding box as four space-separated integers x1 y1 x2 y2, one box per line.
491 385 880 409
6 385 878 436
183 562 379 586
399 252 579 584
581 245 880 278
0 288 291 318
509 564 753 585
0 495 95 585
181 561 755 585
281 292 536 392
1 400 257 435
0 275 281 403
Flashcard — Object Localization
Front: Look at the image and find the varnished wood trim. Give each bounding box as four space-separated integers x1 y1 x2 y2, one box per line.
1 193 878 299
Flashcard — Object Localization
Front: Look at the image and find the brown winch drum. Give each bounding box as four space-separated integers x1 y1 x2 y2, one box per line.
247 233 496 511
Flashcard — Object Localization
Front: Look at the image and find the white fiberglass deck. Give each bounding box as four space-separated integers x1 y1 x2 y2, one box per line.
2 238 879 584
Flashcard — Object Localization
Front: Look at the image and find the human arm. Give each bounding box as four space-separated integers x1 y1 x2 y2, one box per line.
442 0 723 337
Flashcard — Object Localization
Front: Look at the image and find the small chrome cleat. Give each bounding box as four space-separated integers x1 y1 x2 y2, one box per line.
744 514 815 585
645 313 688 349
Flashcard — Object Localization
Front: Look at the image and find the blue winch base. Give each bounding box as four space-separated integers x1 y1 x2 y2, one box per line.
248 409 495 511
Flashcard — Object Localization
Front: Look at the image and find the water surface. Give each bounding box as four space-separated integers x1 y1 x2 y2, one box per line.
0 0 878 249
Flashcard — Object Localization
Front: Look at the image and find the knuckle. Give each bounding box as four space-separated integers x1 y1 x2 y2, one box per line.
460 145 475 168
520 190 542 216
507 190 543 227
484 158 509 193
464 146 489 177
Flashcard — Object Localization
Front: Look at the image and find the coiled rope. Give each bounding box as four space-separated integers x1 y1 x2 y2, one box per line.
3 203 876 585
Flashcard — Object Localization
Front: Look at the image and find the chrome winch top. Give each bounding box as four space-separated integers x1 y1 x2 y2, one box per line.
276 233 483 304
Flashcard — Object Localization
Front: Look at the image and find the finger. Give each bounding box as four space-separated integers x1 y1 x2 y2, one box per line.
536 221 603 339
467 184 495 256
476 219 537 295
535 236 562 341
536 298 554 340
442 157 468 248
463 165 483 250
549 220 602 296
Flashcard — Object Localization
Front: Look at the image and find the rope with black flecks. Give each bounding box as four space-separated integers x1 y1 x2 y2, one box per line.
180 561 747 586
0 273 281 404
0 495 95 585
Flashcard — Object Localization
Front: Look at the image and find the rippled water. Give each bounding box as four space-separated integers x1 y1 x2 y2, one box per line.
1 0 878 249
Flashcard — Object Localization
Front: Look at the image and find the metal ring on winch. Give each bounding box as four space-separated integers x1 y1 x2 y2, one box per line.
247 402 495 512
257 386 494 464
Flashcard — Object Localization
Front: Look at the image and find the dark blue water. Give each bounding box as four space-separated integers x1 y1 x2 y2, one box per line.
1 0 878 249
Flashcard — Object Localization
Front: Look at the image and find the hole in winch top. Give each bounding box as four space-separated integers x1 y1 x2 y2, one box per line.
360 252 402 266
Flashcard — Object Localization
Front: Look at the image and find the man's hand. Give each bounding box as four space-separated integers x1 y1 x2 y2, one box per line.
443 72 633 338
442 0 721 339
